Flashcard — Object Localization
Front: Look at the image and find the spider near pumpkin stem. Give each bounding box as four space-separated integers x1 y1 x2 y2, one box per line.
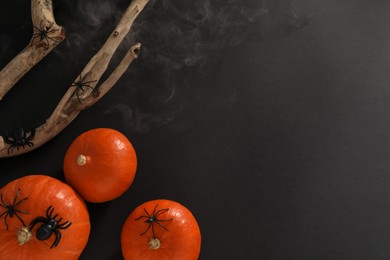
71 74 98 103
31 20 59 48
135 204 173 238
29 205 72 249
0 188 29 230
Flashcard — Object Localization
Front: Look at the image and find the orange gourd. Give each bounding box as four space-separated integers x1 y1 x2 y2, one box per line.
0 175 90 260
121 199 201 260
63 128 137 203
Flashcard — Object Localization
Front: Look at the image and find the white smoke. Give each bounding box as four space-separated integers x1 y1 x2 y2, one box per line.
0 0 309 133
101 0 309 133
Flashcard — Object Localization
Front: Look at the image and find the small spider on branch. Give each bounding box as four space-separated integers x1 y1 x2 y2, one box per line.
2 127 35 155
71 75 98 104
31 20 59 48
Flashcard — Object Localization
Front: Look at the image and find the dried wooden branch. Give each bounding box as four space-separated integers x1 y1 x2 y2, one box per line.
0 0 149 157
0 0 65 100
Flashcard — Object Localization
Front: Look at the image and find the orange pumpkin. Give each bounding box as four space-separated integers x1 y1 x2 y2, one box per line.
0 175 90 260
63 128 137 203
121 199 201 260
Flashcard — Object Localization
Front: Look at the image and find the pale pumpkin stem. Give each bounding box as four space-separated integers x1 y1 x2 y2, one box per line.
148 238 161 250
18 226 32 245
77 154 87 166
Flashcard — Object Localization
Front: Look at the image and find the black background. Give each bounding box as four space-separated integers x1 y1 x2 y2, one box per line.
1 0 390 259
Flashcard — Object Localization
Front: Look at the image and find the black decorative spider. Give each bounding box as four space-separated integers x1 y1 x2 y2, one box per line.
0 188 29 230
71 74 98 103
135 204 173 238
3 127 35 155
29 206 72 249
31 20 59 48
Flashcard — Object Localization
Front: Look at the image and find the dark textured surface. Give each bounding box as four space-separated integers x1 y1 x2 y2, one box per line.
1 0 390 259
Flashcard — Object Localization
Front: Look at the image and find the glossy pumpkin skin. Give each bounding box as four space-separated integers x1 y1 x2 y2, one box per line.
121 199 201 260
63 128 137 203
0 175 90 260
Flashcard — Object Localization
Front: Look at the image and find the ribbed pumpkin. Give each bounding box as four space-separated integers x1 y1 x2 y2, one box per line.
121 199 201 260
0 175 90 260
63 128 137 203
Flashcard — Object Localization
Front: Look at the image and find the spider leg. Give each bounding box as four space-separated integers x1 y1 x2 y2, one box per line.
155 208 169 217
39 20 44 31
0 193 9 208
0 210 10 230
3 131 15 144
44 36 50 47
13 197 28 208
51 229 62 248
26 130 36 140
12 188 21 205
81 80 97 85
76 84 96 104
151 222 156 238
58 221 71 229
76 88 82 103
0 210 8 218
139 223 152 236
29 216 47 230
14 208 29 215
31 29 40 45
71 75 83 88
145 208 153 218
151 204 158 216
135 215 149 221
154 219 172 232
3 212 9 230
14 211 27 227
7 145 16 155
45 34 59 43
84 83 98 95
47 206 54 218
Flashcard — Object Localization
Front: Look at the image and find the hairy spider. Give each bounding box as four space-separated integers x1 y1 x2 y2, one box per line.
31 20 59 47
135 204 173 238
3 127 35 155
71 74 98 103
29 206 72 249
0 188 29 230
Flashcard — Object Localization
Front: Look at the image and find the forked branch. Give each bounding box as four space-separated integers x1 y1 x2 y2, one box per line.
0 0 149 157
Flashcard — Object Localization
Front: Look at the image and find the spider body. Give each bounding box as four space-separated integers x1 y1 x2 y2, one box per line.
29 206 72 248
3 127 35 155
31 20 59 47
135 204 173 238
0 188 28 230
71 74 98 103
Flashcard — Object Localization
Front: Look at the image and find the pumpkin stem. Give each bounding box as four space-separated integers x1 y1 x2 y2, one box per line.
148 238 161 250
77 154 87 166
18 226 32 245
